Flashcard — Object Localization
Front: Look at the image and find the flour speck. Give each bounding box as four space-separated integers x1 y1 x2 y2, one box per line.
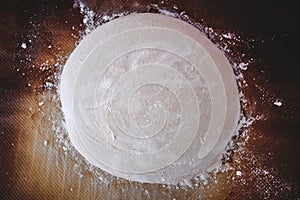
273 100 283 107
21 43 27 49
236 171 242 176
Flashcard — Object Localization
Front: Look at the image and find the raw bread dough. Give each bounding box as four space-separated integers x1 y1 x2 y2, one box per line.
60 13 240 184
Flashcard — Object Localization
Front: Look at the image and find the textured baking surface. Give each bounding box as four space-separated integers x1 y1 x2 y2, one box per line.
1 0 300 199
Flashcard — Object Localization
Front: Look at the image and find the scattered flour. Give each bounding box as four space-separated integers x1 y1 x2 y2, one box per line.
273 100 283 107
238 62 249 70
222 32 234 39
21 43 27 49
236 171 242 176
43 140 48 146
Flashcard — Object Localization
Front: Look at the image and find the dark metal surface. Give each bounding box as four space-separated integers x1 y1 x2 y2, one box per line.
1 0 299 199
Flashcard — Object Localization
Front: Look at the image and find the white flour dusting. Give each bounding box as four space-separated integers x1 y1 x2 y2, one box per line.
77 1 97 35
273 100 283 107
21 42 27 49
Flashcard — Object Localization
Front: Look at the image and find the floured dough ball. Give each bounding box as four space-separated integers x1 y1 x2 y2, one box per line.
60 13 240 184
